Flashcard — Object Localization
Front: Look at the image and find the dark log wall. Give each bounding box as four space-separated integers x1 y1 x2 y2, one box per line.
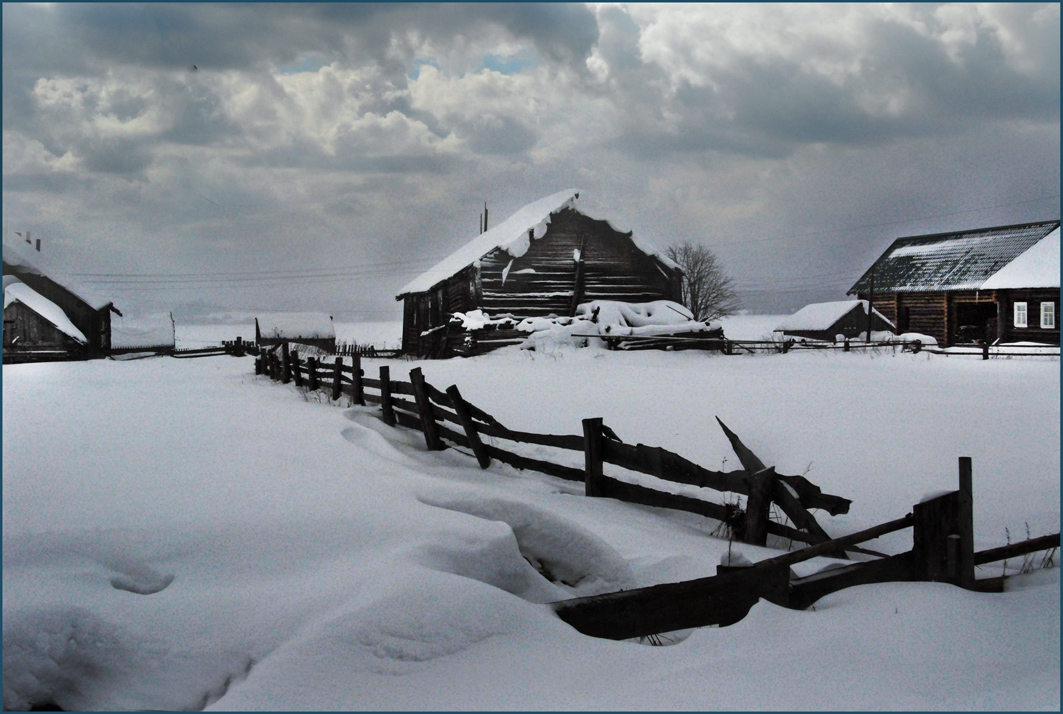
1000 288 1060 345
3 271 110 355
3 302 83 352
863 288 1060 346
478 208 679 318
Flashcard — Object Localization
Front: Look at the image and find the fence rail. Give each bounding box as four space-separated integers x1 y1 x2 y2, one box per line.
254 348 1059 639
256 345 855 555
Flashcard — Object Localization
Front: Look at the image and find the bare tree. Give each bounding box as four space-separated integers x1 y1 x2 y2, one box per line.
666 242 739 322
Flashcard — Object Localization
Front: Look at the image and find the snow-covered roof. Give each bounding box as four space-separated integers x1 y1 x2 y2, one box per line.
777 300 893 331
255 312 335 340
3 278 88 343
395 190 679 298
981 227 1059 290
2 240 114 311
849 220 1059 294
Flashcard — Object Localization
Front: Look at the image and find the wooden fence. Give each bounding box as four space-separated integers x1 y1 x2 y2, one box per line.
255 344 856 555
554 458 1060 639
254 347 1059 639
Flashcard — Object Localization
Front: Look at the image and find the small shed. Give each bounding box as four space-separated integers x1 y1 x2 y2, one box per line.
395 189 685 357
254 312 336 353
3 241 119 362
776 300 895 342
848 220 1060 346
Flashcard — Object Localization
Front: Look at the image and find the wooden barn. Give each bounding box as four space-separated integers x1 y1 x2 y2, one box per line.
775 300 894 342
395 189 685 357
849 220 1060 347
3 241 119 363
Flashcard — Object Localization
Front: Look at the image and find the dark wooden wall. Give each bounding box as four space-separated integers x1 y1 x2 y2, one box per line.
3 270 111 355
401 208 683 356
3 302 84 354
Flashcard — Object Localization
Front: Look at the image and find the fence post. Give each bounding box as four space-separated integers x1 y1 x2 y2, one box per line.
307 357 319 391
331 357 343 401
844 338 850 352
982 342 989 360
291 351 303 387
379 365 395 426
911 458 974 586
351 353 364 405
956 456 974 586
583 417 606 497
282 343 292 384
446 384 491 468
743 467 775 546
255 351 263 375
409 367 445 451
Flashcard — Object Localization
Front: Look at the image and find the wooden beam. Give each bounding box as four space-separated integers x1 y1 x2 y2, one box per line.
410 367 445 451
446 384 491 468
753 514 914 570
379 365 395 426
583 417 606 497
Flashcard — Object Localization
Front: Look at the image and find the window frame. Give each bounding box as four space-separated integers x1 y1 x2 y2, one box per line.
1041 302 1056 330
1014 301 1028 328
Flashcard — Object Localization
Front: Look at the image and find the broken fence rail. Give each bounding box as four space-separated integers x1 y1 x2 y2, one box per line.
256 347 854 553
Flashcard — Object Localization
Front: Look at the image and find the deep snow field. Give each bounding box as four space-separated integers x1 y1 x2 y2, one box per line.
3 316 1059 711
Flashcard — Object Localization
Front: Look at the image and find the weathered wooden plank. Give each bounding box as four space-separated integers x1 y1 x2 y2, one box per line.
391 380 416 397
484 445 585 482
599 477 733 522
362 376 382 390
973 533 1060 566
379 366 395 427
770 478 846 559
754 515 914 570
552 562 791 639
788 552 916 610
410 367 445 451
602 440 748 493
476 422 584 451
743 467 775 546
446 385 491 468
584 418 606 497
331 357 343 400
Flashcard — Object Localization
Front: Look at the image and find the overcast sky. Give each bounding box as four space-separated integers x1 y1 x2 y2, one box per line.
3 3 1059 321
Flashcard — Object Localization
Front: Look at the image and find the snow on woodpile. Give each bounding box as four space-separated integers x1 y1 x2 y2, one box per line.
3 278 87 343
776 300 893 331
255 312 335 340
982 227 1060 289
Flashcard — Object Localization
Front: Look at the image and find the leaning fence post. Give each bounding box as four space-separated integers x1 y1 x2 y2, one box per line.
351 353 364 405
331 357 343 401
743 467 775 547
409 367 445 451
583 417 606 497
379 365 395 426
446 385 491 468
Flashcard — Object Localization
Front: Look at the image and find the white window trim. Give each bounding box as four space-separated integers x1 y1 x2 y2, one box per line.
1014 301 1028 328
1041 302 1056 330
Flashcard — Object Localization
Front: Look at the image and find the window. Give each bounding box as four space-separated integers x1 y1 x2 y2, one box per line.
1014 302 1028 328
1042 302 1056 329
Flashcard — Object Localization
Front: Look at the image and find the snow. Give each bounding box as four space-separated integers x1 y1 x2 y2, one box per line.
982 228 1060 289
111 313 175 349
2 279 88 343
396 189 580 297
254 312 334 340
2 240 114 311
395 189 680 297
2 324 1059 711
777 299 894 331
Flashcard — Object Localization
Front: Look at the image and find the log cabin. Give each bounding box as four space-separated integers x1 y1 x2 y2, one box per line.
848 220 1060 347
395 190 685 357
3 241 119 363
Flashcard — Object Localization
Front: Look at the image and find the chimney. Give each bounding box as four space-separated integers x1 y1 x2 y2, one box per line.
25 230 31 246
483 202 488 232
35 238 40 252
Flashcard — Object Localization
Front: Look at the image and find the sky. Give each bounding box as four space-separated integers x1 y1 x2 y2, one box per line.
2 2 1059 321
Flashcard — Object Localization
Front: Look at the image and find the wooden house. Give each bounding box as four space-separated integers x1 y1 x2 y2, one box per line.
848 220 1060 347
395 190 685 357
254 312 336 353
3 241 119 362
775 300 894 342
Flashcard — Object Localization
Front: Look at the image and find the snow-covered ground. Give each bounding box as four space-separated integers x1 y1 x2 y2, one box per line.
3 319 1059 711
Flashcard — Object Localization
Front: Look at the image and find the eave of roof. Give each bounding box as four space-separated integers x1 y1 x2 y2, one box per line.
848 220 1060 294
